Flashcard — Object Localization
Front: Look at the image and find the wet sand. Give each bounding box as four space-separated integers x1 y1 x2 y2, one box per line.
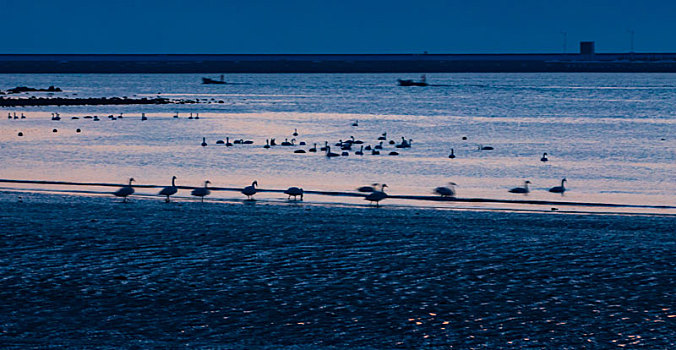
0 191 674 348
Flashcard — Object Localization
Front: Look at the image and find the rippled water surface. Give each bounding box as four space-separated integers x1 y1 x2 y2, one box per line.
1 73 675 212
1 192 674 348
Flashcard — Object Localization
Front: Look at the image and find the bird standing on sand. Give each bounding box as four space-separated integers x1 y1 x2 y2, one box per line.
509 180 531 194
191 180 211 202
242 180 258 200
284 187 304 201
549 178 567 194
365 184 388 207
113 178 135 202
159 176 178 202
434 182 457 197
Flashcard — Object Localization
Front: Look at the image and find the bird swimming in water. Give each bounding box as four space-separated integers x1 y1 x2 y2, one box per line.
549 178 567 194
191 180 211 202
201 137 207 147
509 180 531 194
284 187 303 201
357 183 379 192
541 153 549 162
365 184 388 207
113 178 135 202
448 148 456 159
242 180 258 200
159 176 178 202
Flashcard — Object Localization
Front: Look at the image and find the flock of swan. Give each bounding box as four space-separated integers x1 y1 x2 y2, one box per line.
8 111 569 207
113 176 568 207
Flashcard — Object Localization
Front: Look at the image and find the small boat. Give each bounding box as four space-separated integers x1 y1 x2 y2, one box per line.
202 75 226 84
397 74 428 87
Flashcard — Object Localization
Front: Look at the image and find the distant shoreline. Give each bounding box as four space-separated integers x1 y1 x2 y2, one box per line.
1 53 675 73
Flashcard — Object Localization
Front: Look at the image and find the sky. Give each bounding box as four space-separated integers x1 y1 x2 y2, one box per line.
2 0 675 54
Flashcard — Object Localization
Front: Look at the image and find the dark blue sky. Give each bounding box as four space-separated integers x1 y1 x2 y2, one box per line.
3 0 674 54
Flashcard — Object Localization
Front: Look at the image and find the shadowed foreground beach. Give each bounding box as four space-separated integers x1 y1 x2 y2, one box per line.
0 191 674 349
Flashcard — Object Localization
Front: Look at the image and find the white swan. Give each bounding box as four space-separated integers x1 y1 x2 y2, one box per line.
242 180 258 200
284 187 303 201
159 176 178 202
549 178 567 194
191 180 211 202
325 146 340 158
509 180 531 194
113 178 135 202
365 184 388 207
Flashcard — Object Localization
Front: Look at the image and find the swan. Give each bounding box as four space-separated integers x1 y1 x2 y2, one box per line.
270 138 277 146
365 184 388 207
325 146 340 158
7 113 10 119
350 136 364 144
299 141 306 146
113 178 135 202
188 112 193 119
371 149 380 155
549 178 567 194
201 137 207 147
191 180 211 202
395 137 410 148
478 144 494 151
341 151 349 156
242 140 254 144
357 183 379 192
509 180 531 194
173 113 179 118
364 145 372 150
378 132 387 141
320 141 328 151
389 140 395 145
76 129 81 133
541 153 549 162
448 149 456 159
264 139 270 148
17 132 23 137
234 139 242 144
225 137 233 147
374 142 383 150
159 176 178 202
216 139 225 144
352 120 359 126
284 187 303 201
294 149 306 153
195 113 199 120
242 180 258 200
434 182 457 197
308 143 317 152
281 138 292 146
141 113 147 121
293 128 298 136
355 145 364 155
389 151 399 156
20 113 25 119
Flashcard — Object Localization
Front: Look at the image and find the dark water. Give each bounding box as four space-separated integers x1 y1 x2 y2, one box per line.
1 192 674 348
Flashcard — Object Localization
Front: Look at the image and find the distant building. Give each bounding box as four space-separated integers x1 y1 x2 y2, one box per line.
580 41 595 55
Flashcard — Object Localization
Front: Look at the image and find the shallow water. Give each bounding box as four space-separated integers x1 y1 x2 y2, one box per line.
0 192 674 348
0 73 674 213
